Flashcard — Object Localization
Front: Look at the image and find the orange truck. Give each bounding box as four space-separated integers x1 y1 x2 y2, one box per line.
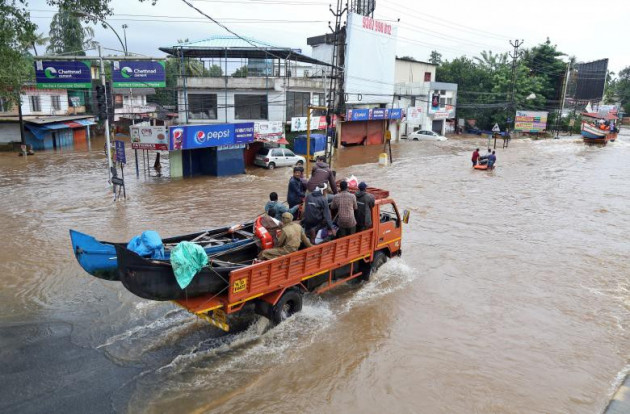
176 188 407 331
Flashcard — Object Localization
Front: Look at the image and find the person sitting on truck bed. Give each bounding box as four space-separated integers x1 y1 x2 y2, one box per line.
260 207 281 245
355 182 375 231
307 156 338 194
265 192 298 220
302 183 335 243
331 180 358 237
259 212 313 260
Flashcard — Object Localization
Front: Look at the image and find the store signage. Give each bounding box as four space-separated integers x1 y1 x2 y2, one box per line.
34 61 92 89
130 125 168 150
290 116 337 132
114 140 126 164
255 121 285 142
345 108 403 122
112 61 166 88
169 123 254 150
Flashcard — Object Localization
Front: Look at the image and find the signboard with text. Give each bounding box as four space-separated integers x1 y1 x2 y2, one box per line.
345 108 403 122
514 110 548 132
254 121 285 142
114 140 126 164
35 61 92 89
130 125 168 150
290 116 337 132
169 123 254 150
112 61 166 88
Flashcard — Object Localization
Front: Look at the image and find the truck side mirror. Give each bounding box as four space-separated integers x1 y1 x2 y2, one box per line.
402 209 410 224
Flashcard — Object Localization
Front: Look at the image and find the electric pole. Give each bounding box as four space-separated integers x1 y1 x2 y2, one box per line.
508 39 524 129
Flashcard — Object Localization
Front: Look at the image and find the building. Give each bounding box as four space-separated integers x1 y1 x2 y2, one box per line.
113 87 158 123
158 36 331 177
394 58 457 136
0 86 95 151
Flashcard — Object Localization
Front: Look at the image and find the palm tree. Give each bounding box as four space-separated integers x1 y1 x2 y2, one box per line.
30 32 49 56
474 50 508 71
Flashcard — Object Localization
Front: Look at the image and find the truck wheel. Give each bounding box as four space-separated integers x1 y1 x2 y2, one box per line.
362 251 388 282
269 290 303 324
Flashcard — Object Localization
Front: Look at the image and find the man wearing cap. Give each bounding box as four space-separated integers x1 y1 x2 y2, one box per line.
307 156 338 194
302 182 335 242
259 212 313 260
355 182 375 232
331 180 358 237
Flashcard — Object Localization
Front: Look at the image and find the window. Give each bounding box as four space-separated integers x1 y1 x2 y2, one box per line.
440 90 446 95
271 148 284 157
379 203 400 228
29 95 41 112
439 97 446 107
51 96 61 110
446 97 453 105
188 94 217 120
284 149 295 157
286 91 310 119
235 94 267 120
114 95 123 109
410 96 416 106
424 72 431 82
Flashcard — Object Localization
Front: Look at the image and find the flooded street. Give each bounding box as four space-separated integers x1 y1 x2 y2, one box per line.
1 132 629 414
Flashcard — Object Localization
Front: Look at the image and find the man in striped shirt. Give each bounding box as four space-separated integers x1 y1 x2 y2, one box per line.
331 180 358 238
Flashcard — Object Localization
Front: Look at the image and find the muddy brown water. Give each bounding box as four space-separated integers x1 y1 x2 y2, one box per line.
0 132 628 414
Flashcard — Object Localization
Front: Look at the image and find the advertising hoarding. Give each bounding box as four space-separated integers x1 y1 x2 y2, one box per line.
130 125 169 150
112 61 166 88
344 13 398 104
290 116 337 132
514 110 548 132
35 61 92 89
254 121 285 142
407 107 424 124
345 108 403 121
169 123 254 150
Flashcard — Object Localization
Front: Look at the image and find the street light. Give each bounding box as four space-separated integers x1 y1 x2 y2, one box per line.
73 11 127 55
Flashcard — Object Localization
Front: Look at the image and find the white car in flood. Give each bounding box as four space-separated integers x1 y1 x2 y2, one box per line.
254 147 305 169
407 130 447 141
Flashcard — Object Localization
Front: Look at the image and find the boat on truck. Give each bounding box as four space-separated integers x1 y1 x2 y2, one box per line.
115 187 407 330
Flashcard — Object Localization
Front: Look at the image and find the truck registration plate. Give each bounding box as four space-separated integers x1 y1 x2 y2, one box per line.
233 278 247 293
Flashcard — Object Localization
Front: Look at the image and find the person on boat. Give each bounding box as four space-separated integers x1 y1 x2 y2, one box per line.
471 148 480 167
287 167 307 209
260 207 281 245
355 182 375 232
487 151 497 170
478 148 492 165
265 192 298 220
259 212 312 260
302 183 335 243
307 156 338 194
331 180 358 238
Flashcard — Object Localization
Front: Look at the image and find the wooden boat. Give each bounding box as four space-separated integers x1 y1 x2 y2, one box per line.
69 221 254 281
581 122 609 143
115 238 259 301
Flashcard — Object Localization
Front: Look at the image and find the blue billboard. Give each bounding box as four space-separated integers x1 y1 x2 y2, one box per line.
34 61 92 89
112 61 166 88
345 108 403 121
169 123 255 150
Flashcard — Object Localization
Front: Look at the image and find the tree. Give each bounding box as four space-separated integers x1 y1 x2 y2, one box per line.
474 50 508 71
428 50 442 66
207 64 223 77
47 8 98 55
521 38 566 101
233 65 248 78
612 67 630 112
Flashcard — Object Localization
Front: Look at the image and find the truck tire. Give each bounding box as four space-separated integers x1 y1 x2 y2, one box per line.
269 289 303 324
361 250 388 282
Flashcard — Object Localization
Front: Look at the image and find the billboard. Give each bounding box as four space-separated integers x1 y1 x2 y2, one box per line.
345 108 403 121
344 13 398 105
254 121 285 142
169 123 254 150
130 125 169 150
574 59 608 101
35 61 92 89
407 107 424 124
112 61 166 88
514 110 548 132
290 116 338 132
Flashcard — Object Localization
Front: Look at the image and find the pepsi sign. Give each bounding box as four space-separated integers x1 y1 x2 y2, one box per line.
169 123 254 150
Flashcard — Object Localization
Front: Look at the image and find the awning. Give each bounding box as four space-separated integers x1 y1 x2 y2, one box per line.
24 120 90 140
64 122 83 128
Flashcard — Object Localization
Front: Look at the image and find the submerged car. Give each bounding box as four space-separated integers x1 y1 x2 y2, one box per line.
407 130 447 141
254 147 305 169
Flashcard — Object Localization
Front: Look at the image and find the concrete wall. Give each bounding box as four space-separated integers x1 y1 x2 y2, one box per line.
395 60 437 84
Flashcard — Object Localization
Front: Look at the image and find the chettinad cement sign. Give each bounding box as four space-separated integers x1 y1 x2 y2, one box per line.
35 61 92 89
112 61 166 88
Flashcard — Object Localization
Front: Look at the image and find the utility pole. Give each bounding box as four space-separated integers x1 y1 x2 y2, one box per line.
99 45 115 189
508 39 524 129
17 91 25 146
556 62 571 139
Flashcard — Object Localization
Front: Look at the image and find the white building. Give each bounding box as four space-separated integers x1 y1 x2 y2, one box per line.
394 58 458 136
112 87 157 122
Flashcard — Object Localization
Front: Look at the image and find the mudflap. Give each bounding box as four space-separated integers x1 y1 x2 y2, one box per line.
201 309 230 332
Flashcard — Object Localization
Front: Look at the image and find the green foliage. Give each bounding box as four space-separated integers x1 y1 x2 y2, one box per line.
521 38 566 101
208 64 223 77
428 50 442 65
474 50 507 71
612 67 630 112
233 65 248 78
47 7 98 55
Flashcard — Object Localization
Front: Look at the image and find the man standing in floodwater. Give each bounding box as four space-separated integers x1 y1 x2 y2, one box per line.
488 151 497 170
471 148 480 167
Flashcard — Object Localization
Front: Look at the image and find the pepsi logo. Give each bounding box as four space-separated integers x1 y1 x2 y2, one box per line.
195 130 206 144
172 128 183 139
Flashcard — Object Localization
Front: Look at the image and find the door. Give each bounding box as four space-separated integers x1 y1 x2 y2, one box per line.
283 149 297 166
270 148 284 166
376 202 401 249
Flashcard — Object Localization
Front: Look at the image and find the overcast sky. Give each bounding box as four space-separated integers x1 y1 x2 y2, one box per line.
29 0 629 74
